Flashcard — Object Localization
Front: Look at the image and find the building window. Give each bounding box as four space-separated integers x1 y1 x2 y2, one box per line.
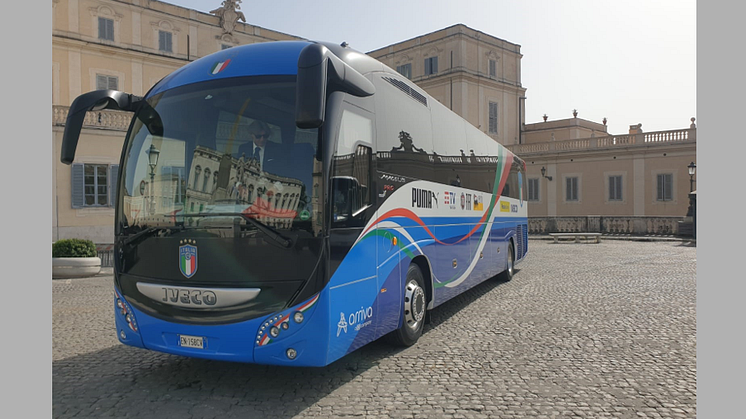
98 17 114 41
657 173 673 201
71 163 118 208
609 175 623 201
202 168 211 193
159 30 173 52
424 56 438 76
488 102 498 134
96 74 118 90
566 177 579 201
489 59 496 78
396 63 412 79
528 178 539 201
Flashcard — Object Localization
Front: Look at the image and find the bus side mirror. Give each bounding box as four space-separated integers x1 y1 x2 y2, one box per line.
61 90 162 165
295 43 375 129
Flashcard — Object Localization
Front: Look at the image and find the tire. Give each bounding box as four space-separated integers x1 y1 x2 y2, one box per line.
387 263 427 347
498 241 515 282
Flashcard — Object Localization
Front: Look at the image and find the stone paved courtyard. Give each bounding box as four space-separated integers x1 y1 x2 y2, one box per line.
53 239 696 418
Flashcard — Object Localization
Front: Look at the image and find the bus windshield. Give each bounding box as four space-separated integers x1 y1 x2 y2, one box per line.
118 76 321 234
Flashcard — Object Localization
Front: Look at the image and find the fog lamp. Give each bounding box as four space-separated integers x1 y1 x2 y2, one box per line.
269 326 280 338
293 311 304 323
281 322 289 330
286 348 297 360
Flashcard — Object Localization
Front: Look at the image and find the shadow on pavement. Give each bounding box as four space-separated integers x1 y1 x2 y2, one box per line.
53 270 514 419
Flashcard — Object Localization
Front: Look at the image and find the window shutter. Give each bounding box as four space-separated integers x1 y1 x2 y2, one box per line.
489 102 498 133
96 74 107 90
109 164 119 206
98 17 105 39
71 164 85 208
665 174 673 201
656 174 663 200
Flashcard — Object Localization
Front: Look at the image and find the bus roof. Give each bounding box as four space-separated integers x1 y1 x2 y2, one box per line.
148 41 389 97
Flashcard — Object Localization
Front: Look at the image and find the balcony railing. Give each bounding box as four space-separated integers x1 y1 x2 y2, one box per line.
510 128 695 155
53 105 132 132
528 216 686 236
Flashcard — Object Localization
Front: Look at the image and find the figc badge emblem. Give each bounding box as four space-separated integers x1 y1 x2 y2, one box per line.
179 240 198 278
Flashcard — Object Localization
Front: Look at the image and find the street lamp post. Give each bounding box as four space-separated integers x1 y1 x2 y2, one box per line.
147 144 160 215
688 161 696 193
685 162 696 218
685 162 696 237
540 166 553 181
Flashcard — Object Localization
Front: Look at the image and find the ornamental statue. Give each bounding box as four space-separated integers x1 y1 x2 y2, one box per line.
210 0 246 35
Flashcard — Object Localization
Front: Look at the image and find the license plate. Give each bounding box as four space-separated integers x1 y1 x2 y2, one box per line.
179 334 204 349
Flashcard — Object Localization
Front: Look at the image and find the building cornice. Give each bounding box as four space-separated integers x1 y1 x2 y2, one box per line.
368 26 522 58
104 0 303 41
508 129 696 159
53 32 193 64
414 67 525 92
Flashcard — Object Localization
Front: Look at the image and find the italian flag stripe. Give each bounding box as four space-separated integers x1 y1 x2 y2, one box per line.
182 256 194 276
274 314 290 326
211 59 231 74
298 294 319 312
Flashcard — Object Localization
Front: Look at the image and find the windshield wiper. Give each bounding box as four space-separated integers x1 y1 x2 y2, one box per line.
122 226 183 247
188 213 293 248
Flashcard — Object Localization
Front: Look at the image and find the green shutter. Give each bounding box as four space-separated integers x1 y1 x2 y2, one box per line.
71 164 85 208
109 164 119 206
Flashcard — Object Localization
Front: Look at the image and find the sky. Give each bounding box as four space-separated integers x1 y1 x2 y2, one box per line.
161 0 696 136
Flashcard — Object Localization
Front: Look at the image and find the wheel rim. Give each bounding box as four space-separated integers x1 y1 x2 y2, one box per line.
404 279 426 331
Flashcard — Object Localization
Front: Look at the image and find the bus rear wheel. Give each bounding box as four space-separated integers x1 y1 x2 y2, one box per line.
387 263 427 347
498 241 515 282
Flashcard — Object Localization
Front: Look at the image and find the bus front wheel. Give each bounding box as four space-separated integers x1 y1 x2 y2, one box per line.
387 263 427 347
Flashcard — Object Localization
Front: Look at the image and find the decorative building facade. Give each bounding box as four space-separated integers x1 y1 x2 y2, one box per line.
52 2 695 243
368 28 696 234
367 24 527 146
52 0 302 243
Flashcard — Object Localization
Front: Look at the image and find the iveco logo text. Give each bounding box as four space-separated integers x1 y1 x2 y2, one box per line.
412 188 438 209
162 288 217 306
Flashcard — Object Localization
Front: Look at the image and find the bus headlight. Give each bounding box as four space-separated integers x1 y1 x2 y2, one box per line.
293 311 304 323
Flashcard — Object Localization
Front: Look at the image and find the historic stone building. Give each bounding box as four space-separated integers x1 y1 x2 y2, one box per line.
52 1 695 243
367 25 527 147
52 0 302 243
367 26 696 235
511 115 696 235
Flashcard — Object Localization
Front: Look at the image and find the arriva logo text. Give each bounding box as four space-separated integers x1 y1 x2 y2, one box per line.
337 306 374 336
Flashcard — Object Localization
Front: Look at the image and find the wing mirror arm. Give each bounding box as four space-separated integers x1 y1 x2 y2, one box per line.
61 90 150 165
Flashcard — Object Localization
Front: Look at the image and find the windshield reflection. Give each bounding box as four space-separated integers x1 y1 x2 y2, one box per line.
119 76 321 234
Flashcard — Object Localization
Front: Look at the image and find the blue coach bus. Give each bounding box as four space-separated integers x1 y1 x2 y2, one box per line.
60 41 528 366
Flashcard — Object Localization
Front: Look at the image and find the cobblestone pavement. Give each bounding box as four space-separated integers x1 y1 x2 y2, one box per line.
53 239 696 418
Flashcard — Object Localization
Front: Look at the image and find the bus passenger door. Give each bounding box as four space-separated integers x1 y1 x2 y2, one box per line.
326 99 382 357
